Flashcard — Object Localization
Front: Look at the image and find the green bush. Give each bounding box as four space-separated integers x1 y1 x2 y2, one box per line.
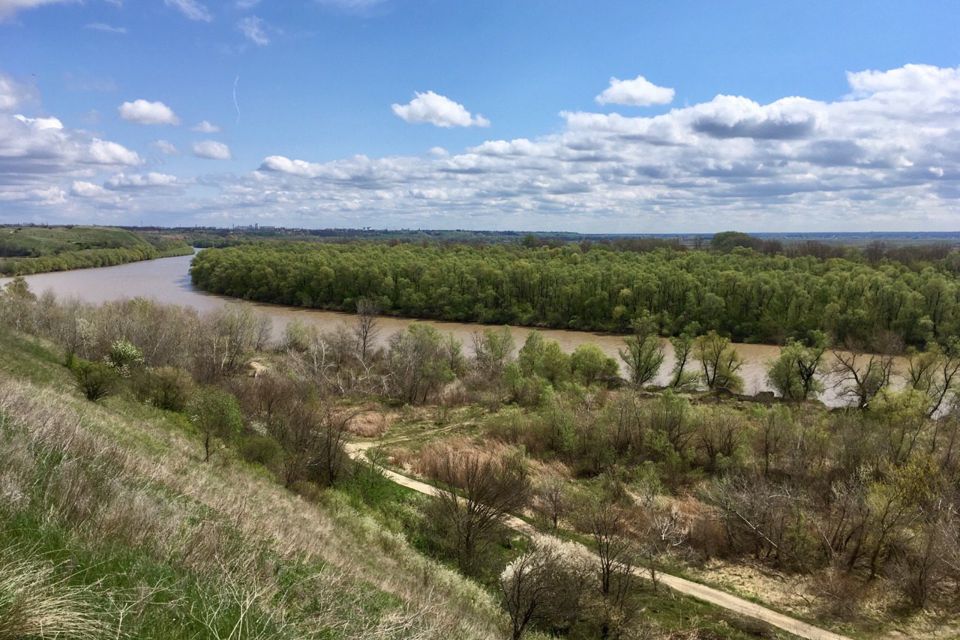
239 434 282 468
72 360 119 402
132 367 193 411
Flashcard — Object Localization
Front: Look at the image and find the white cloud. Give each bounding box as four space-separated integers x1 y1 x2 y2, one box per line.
13 114 63 130
0 0 73 21
192 120 220 133
193 140 232 160
237 15 269 46
0 73 33 111
236 0 259 8
244 64 960 231
84 22 127 34
87 138 141 165
70 180 108 198
118 99 180 125
164 0 211 22
105 172 179 190
5 63 960 232
595 74 675 107
152 139 178 155
392 91 490 128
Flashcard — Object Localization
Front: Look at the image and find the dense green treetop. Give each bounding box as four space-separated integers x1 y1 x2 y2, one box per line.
190 240 960 346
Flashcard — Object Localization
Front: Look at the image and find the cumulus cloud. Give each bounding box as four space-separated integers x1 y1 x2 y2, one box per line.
0 73 34 111
152 139 178 155
164 0 211 22
392 91 490 128
105 172 179 190
237 15 269 46
13 114 62 130
118 99 180 125
5 63 960 231
244 64 960 231
192 120 220 133
87 138 141 165
192 140 231 160
0 0 72 21
596 74 675 107
70 180 108 198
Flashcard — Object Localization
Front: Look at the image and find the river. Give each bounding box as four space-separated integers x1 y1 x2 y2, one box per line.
2 253 899 405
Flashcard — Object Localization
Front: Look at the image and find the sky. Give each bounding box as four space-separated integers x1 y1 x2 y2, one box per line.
0 0 958 232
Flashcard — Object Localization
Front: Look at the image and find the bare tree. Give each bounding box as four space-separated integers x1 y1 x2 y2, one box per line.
907 341 960 418
531 471 569 530
425 448 530 576
499 544 586 640
832 347 895 409
354 297 380 362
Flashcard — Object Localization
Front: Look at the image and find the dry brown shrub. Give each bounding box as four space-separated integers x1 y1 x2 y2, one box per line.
811 568 867 620
347 409 391 438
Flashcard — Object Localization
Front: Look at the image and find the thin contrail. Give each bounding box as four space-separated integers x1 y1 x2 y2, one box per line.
233 74 241 124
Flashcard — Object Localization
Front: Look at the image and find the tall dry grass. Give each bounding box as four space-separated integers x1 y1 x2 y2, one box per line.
0 550 109 640
0 370 505 639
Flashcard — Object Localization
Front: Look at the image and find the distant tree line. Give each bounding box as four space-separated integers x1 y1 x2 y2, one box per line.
0 226 192 275
190 240 960 347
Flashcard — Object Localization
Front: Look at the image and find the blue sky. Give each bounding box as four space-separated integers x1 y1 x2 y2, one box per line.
0 0 958 231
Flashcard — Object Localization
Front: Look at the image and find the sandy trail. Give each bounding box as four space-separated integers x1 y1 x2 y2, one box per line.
345 438 850 640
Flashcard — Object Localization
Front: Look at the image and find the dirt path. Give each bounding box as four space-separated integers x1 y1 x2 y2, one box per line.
345 440 850 640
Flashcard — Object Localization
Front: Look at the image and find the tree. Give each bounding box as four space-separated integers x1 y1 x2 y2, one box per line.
767 334 827 401
386 323 463 404
188 387 243 462
499 544 585 640
668 325 699 390
832 347 894 409
573 499 638 640
618 315 664 388
472 326 515 382
353 297 380 362
571 344 618 387
519 332 571 386
425 448 530 576
906 340 960 418
695 331 744 392
531 470 569 530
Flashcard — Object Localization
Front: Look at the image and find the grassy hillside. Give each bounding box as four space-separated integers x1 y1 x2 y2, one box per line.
0 330 505 639
0 226 192 275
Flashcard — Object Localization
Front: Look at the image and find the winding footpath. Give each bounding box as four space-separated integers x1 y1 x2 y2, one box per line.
346 438 850 640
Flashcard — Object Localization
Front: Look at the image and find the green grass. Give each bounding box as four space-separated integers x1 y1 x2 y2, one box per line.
0 332 506 640
0 225 192 275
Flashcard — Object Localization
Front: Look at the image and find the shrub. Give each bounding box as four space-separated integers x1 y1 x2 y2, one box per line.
132 367 193 411
187 387 244 462
239 434 283 468
107 338 144 375
72 360 119 402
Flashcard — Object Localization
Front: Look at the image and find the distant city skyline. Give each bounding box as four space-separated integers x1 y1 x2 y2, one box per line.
1 0 958 231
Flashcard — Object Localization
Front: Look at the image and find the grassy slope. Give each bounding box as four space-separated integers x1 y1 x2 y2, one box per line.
0 330 505 639
0 226 192 275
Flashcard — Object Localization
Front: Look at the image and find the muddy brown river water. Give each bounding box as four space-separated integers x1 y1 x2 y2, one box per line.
2 253 906 406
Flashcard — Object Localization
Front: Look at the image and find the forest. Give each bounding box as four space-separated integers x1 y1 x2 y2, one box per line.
0 225 192 275
190 239 960 347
